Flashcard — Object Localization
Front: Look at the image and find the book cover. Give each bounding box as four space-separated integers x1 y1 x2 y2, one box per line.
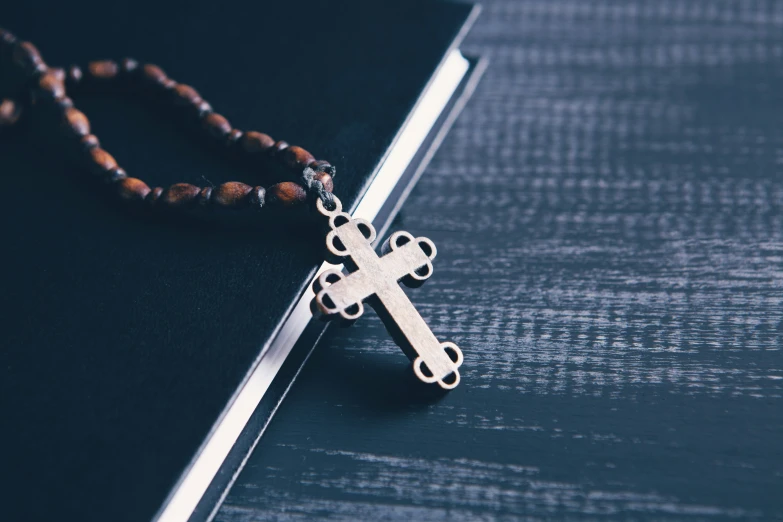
0 1 481 521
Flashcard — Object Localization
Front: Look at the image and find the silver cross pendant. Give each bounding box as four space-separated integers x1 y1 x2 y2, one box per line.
310 197 463 389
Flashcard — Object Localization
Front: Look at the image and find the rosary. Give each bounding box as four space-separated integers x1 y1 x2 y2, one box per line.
0 29 464 389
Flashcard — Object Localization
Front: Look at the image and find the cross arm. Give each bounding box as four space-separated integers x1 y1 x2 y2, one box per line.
378 235 436 284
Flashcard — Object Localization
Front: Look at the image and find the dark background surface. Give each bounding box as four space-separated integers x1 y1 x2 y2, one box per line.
217 0 783 520
0 1 472 521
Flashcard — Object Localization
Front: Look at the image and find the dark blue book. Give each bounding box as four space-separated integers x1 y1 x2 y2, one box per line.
0 1 483 521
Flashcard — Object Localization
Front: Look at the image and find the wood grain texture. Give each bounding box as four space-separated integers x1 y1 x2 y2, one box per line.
217 0 783 520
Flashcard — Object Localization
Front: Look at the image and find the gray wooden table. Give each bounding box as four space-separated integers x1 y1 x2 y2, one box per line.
217 1 783 519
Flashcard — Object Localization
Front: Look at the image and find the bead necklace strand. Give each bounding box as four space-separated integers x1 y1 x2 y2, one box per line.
0 28 336 212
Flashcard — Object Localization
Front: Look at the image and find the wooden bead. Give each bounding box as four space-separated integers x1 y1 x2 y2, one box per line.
281 146 315 171
80 134 100 150
314 171 334 192
239 131 275 153
116 177 151 201
268 181 306 206
0 99 22 129
62 107 90 137
248 186 266 208
202 113 231 140
12 41 46 73
88 60 118 80
88 147 118 175
161 183 201 207
36 71 65 100
173 84 202 106
212 182 252 208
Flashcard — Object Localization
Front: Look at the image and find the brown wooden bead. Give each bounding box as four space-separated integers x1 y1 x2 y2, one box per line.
281 146 315 171
12 41 45 73
142 64 168 86
116 177 151 201
36 71 65 100
146 187 164 204
0 99 22 129
314 171 334 193
161 183 201 207
173 84 201 106
248 186 266 208
239 131 275 154
268 181 306 206
212 182 253 208
88 60 118 80
202 112 231 140
62 107 90 137
198 186 213 206
80 134 100 149
88 147 118 175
